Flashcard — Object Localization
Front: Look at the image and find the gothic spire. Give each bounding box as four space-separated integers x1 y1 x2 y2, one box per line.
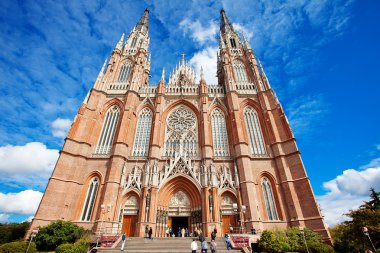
220 9 235 35
135 8 149 34
115 33 125 51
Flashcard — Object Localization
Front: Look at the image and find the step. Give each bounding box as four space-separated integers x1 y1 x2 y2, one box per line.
97 237 242 253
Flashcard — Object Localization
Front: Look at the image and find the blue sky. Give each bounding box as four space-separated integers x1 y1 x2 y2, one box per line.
0 0 379 226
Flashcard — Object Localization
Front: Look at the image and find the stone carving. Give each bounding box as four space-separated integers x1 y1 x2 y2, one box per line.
126 195 138 206
125 166 142 190
221 195 233 205
169 191 191 207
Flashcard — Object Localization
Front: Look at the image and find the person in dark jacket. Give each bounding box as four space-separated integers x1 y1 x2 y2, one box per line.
148 227 153 240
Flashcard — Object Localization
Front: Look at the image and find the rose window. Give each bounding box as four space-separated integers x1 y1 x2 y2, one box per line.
167 106 195 130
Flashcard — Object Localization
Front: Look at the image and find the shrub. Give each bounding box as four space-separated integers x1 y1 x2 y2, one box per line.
55 243 75 253
0 240 36 253
55 238 89 253
259 227 333 253
34 220 85 251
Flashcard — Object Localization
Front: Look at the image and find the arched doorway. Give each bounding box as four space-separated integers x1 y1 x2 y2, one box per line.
156 176 202 237
220 193 238 234
121 195 139 236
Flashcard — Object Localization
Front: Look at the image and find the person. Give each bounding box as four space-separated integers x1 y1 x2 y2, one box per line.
211 231 216 241
194 227 198 237
201 240 208 253
191 238 198 253
185 227 189 237
199 231 205 242
181 227 185 238
121 233 126 251
178 227 182 237
169 227 172 237
225 233 231 250
166 226 170 237
210 239 217 253
148 227 153 240
229 224 233 234
213 226 217 234
145 225 149 238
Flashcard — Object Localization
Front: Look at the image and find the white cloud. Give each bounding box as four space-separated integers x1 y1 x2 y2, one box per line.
51 118 72 138
232 23 253 40
189 46 218 84
180 18 218 45
0 213 10 223
316 160 380 226
0 142 59 189
0 190 43 215
286 94 328 137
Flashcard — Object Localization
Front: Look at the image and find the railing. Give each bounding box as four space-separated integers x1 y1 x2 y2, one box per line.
230 48 243 56
236 82 257 95
207 85 225 96
106 81 130 94
165 86 199 95
139 86 157 96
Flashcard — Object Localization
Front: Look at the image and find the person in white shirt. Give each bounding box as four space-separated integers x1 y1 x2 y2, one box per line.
191 239 198 253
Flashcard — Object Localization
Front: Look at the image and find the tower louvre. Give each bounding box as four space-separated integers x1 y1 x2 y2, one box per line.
27 9 331 244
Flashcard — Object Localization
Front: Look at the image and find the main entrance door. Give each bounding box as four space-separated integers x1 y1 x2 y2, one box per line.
171 216 189 237
122 215 137 236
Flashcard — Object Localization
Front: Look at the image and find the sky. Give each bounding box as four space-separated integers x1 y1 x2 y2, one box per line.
0 0 379 227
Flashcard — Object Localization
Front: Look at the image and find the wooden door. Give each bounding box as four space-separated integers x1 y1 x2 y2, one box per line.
222 215 236 234
122 215 137 237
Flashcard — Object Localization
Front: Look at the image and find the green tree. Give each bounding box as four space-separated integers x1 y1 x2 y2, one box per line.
259 227 333 253
0 222 30 244
331 188 380 252
34 220 85 251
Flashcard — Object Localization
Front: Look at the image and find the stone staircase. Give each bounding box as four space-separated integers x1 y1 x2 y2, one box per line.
97 237 243 253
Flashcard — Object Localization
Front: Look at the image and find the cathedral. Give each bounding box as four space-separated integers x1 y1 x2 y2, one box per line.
28 9 330 241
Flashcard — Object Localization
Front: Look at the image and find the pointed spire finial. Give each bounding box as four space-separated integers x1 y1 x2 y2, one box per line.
242 33 251 50
135 8 149 33
220 9 235 34
115 33 125 51
181 53 186 65
200 66 205 81
161 67 165 81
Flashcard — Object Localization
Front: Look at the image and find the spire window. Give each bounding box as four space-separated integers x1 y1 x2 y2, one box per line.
95 106 120 154
132 108 153 157
211 108 229 157
262 177 278 220
233 62 248 83
118 63 131 82
230 38 237 48
81 177 99 221
243 106 266 155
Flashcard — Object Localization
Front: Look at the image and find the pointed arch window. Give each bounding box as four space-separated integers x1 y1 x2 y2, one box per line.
234 62 248 83
211 108 229 157
243 106 266 155
95 106 120 154
164 106 198 158
81 177 99 221
262 177 278 220
133 108 153 157
118 63 131 82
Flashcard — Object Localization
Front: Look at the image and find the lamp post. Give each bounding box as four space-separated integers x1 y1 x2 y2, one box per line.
241 205 246 234
362 227 376 252
26 230 38 253
300 228 310 253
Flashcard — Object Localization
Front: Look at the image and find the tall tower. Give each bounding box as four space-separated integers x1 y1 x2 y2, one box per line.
27 9 330 243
